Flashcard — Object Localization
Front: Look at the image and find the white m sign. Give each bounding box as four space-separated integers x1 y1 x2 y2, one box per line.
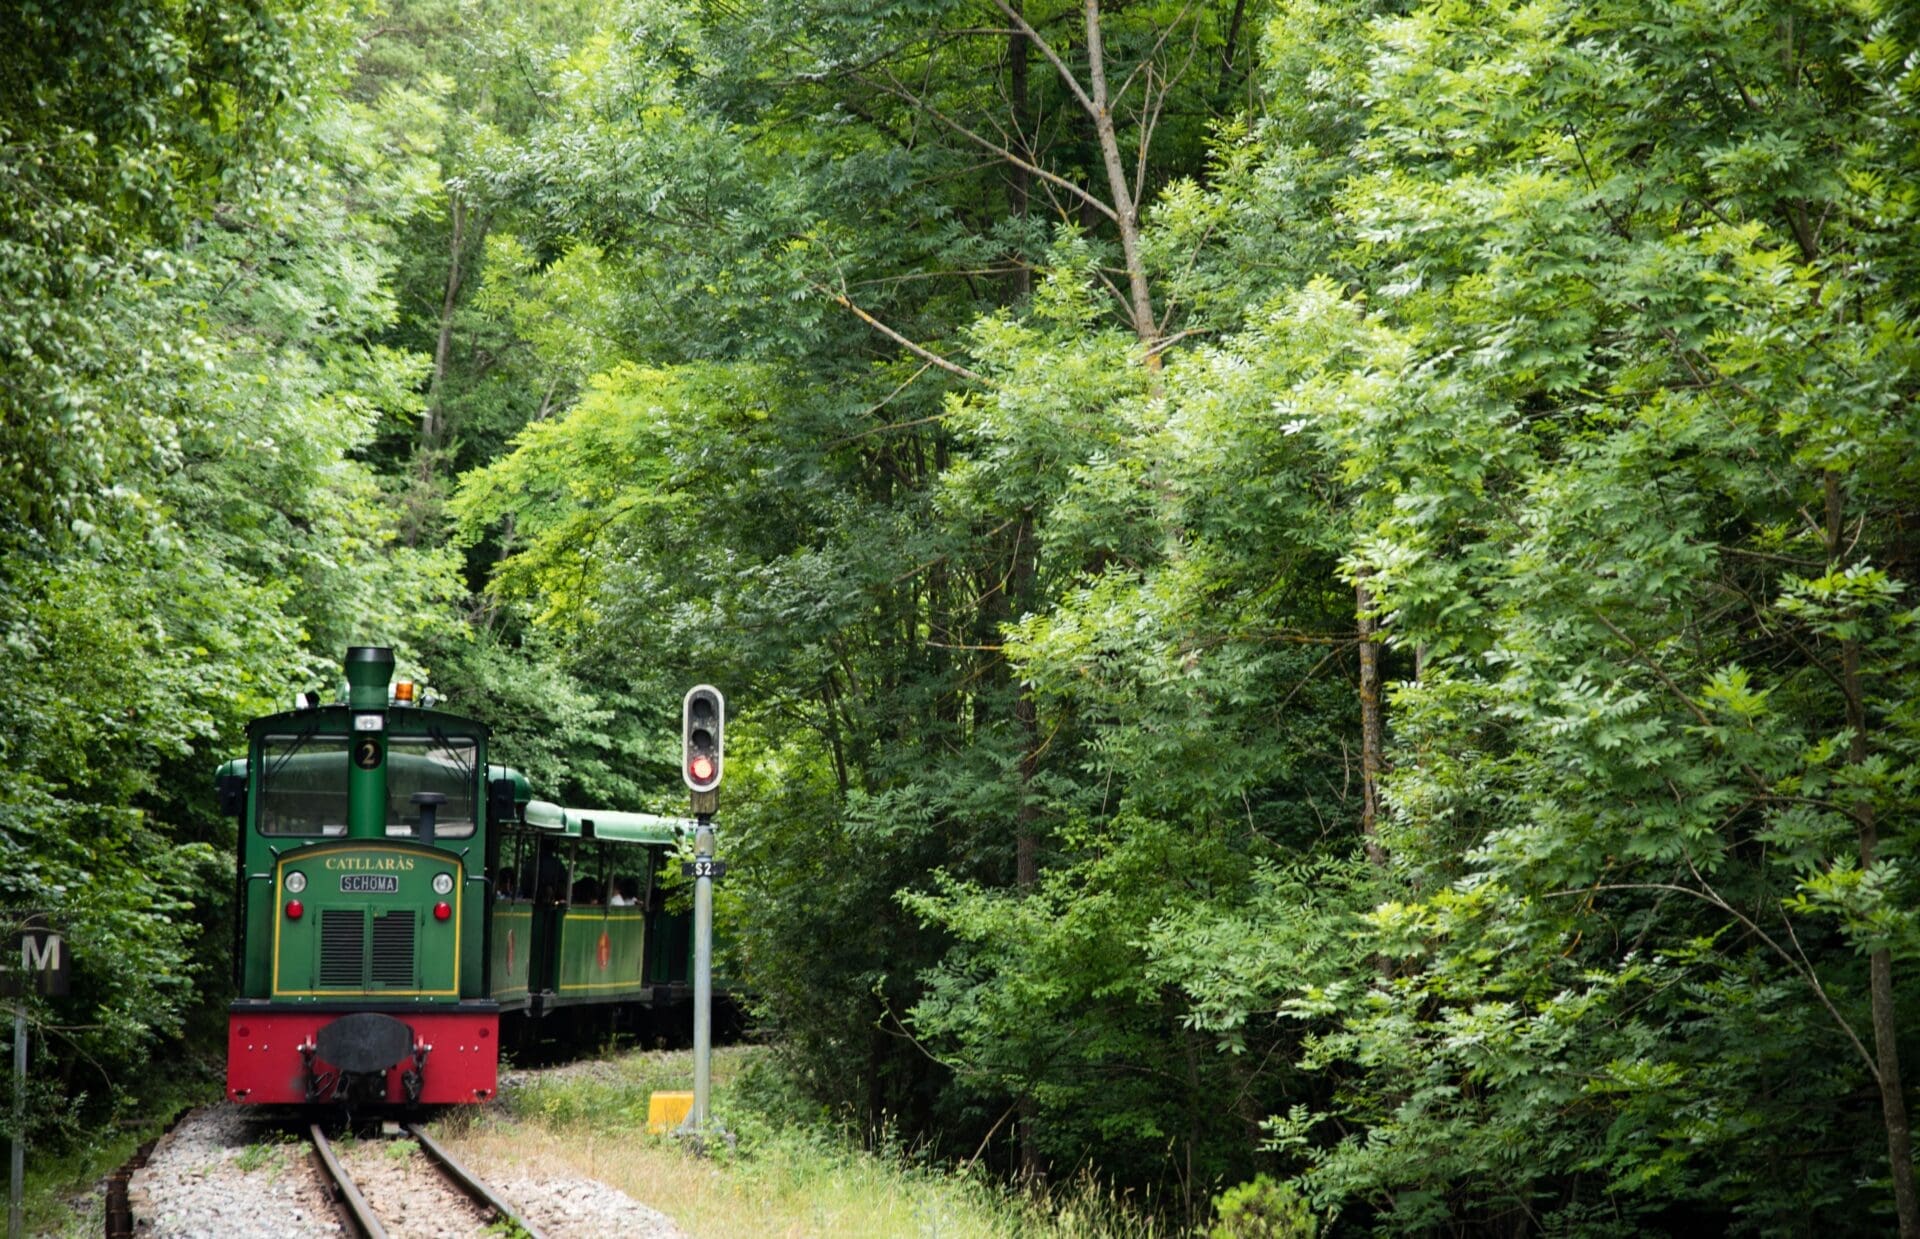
20 934 60 974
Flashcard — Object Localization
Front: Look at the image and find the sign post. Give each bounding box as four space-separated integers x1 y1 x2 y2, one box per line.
9 1003 21 1239
3 918 66 1239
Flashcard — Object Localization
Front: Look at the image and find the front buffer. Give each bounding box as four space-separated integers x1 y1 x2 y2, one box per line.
227 1005 499 1105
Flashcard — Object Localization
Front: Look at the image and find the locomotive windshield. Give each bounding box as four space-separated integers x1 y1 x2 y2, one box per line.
258 736 351 836
385 737 477 838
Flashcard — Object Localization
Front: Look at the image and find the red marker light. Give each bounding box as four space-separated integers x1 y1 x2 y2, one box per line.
433 902 452 922
690 755 715 782
285 900 303 920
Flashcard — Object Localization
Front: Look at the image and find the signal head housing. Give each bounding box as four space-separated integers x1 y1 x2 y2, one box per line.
683 685 725 793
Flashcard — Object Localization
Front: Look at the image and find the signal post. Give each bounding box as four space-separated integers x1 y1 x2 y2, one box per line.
679 686 726 1146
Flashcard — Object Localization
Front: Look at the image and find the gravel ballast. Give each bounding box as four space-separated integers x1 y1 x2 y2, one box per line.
494 1175 685 1239
335 1138 491 1239
127 1106 335 1239
127 1103 687 1238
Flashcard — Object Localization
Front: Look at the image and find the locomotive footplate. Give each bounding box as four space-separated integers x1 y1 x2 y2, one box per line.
226 1001 500 1105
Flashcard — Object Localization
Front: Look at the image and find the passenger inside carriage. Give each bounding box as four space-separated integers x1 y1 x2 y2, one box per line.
570 876 601 905
534 850 567 902
495 866 516 899
608 877 640 906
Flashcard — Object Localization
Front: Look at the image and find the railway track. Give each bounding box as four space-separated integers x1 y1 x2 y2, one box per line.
307 1122 546 1239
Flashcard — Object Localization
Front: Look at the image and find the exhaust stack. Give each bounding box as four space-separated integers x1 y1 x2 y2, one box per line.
346 646 395 709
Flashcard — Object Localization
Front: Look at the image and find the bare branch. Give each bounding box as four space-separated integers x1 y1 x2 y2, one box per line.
827 409 952 449
1134 64 1163 210
987 0 1095 113
1133 16 1206 208
814 283 995 386
1113 0 1200 108
1545 875 1878 1081
864 361 935 415
859 68 1118 222
851 264 1026 289
1144 326 1215 358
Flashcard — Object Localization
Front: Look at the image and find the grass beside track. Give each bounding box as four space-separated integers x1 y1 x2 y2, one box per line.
430 1044 1169 1239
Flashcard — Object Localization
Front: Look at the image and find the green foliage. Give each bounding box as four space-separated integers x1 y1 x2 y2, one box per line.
1157 0 1920 1229
0 0 459 1171
441 0 1920 1227
1209 1176 1316 1239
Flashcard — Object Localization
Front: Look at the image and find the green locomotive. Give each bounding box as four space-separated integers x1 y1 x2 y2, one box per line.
220 646 697 1106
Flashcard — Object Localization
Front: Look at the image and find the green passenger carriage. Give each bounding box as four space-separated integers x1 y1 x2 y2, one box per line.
221 646 701 1107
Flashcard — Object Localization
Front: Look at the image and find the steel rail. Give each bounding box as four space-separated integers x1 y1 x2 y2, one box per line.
307 1124 387 1239
405 1122 546 1239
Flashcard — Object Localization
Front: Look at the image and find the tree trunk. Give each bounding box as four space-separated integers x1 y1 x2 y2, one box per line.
1008 6 1031 302
1218 0 1250 95
1012 509 1040 892
1356 575 1386 869
1826 471 1918 1237
1010 509 1045 1185
821 674 850 797
1081 0 1156 352
424 196 483 462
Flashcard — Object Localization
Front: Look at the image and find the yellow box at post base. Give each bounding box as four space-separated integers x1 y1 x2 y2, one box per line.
648 1091 693 1134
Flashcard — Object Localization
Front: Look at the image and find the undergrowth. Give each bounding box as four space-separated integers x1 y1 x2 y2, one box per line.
440 1044 1176 1238
20 1052 218 1238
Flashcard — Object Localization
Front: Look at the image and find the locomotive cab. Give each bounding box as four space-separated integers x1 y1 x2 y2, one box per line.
223 647 505 1106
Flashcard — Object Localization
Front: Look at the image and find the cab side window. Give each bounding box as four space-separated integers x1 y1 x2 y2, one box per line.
258 736 350 836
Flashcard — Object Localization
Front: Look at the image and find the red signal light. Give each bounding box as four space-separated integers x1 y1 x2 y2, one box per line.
285 900 303 920
690 755 715 782
433 902 452 922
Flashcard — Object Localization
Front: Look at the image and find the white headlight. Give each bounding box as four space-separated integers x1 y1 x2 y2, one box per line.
432 873 454 895
285 871 307 894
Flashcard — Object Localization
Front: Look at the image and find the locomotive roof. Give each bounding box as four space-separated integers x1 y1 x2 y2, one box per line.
523 800 689 846
244 703 491 740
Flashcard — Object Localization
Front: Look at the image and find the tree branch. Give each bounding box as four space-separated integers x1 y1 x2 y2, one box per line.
987 0 1095 113
814 283 994 386
858 69 1119 223
1545 875 1878 1082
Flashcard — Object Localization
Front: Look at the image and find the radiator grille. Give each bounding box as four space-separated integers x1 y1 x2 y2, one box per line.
319 910 364 987
370 911 416 988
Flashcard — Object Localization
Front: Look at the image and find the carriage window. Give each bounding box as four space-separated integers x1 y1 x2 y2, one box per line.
385 738 477 838
496 830 532 900
258 736 350 836
607 853 647 908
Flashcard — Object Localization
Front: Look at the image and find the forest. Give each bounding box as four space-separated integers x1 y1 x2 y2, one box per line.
4 0 1919 1232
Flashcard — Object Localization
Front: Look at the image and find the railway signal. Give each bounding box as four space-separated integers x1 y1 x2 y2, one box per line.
682 685 724 799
